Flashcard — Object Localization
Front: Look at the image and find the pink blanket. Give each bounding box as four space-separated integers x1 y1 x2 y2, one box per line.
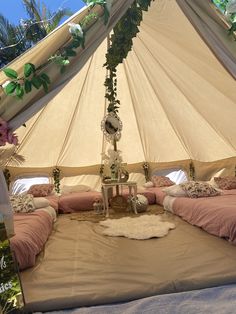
10 210 54 270
172 191 236 244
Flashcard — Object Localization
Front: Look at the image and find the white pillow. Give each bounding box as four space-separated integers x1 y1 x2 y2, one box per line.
143 181 154 188
33 197 50 209
162 184 186 197
61 184 91 194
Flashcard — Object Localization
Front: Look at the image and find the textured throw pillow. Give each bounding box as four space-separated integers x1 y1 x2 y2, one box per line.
33 197 50 209
61 184 91 194
151 175 174 187
27 184 54 197
214 176 236 190
10 194 35 213
162 184 187 197
180 181 221 198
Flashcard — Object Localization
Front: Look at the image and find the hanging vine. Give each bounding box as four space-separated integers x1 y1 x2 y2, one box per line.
104 0 153 113
52 167 61 194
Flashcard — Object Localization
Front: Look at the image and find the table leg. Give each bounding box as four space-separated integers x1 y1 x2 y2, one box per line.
133 185 138 214
102 186 110 217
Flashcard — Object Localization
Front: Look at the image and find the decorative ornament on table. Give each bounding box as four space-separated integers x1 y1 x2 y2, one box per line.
101 148 123 181
142 162 150 182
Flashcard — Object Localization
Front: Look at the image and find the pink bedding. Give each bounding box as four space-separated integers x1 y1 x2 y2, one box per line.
10 210 54 270
172 190 236 244
58 191 102 213
147 187 166 205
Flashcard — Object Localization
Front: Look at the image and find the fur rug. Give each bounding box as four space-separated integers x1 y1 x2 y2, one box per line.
99 215 175 240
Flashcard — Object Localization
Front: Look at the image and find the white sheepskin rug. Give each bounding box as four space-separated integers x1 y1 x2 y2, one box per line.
99 215 175 240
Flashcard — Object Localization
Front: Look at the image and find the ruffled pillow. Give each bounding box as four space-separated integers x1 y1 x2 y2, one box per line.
151 175 174 187
180 181 221 198
27 184 54 197
10 194 35 213
214 176 236 190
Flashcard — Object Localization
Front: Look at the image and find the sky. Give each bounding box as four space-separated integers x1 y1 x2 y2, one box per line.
0 0 86 25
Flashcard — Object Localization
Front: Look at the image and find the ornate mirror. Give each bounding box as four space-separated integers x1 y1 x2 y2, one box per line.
101 112 122 142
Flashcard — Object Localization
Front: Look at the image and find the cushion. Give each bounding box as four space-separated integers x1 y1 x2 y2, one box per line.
214 176 236 190
27 184 54 197
180 181 221 198
143 181 154 188
162 184 186 197
33 197 50 209
10 194 35 213
151 175 174 187
61 184 91 194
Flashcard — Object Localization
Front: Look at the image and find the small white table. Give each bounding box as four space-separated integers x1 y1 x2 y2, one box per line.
101 181 138 217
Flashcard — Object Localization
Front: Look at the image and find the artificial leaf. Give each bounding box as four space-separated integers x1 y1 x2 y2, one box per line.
5 82 17 94
24 80 32 93
42 81 48 93
31 76 42 89
15 84 24 99
3 68 18 79
40 73 51 84
24 63 35 77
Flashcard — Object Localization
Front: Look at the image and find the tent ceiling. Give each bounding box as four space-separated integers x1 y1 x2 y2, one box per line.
2 0 236 171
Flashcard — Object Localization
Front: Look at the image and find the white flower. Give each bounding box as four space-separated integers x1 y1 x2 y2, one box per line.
68 23 83 37
2 80 11 89
102 149 123 167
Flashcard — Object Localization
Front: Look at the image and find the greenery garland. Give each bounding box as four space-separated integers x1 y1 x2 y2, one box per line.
52 167 61 193
104 0 153 113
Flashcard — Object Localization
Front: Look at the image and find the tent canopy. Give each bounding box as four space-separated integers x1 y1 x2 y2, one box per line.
0 0 236 181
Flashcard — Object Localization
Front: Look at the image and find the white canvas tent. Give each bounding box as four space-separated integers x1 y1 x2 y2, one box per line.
1 0 236 183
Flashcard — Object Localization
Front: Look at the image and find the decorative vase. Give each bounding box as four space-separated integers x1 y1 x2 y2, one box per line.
119 169 129 182
110 164 119 181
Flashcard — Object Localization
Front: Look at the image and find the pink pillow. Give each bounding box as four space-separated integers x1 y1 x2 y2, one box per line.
27 184 54 197
151 175 174 187
214 176 236 190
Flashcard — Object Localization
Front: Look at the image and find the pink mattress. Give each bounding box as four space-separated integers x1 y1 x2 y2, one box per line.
10 210 54 270
147 187 166 205
58 191 102 213
172 190 236 244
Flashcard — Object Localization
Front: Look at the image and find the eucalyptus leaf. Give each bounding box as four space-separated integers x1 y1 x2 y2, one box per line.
3 68 18 79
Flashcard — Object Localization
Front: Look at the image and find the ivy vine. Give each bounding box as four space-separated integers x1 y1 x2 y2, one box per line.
52 167 61 193
104 0 153 113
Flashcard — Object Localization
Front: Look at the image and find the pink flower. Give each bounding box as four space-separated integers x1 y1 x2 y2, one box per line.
7 132 18 145
0 130 7 146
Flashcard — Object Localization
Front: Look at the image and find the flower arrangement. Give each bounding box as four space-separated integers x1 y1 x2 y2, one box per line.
0 118 18 147
101 148 123 179
142 162 149 182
